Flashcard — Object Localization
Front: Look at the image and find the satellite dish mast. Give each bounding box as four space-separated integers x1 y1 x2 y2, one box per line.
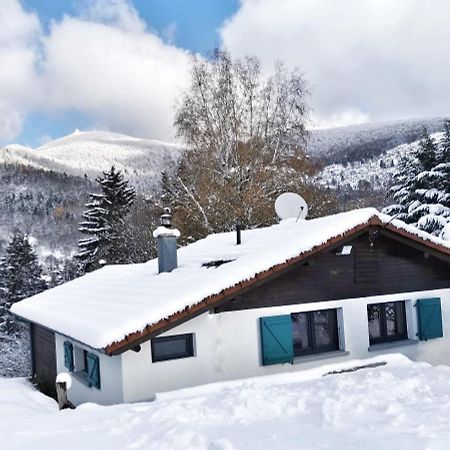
275 192 308 222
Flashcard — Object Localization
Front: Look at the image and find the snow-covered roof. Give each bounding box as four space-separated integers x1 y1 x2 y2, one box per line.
11 208 450 351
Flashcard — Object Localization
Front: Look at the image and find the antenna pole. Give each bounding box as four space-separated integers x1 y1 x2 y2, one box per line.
296 206 304 223
236 220 241 245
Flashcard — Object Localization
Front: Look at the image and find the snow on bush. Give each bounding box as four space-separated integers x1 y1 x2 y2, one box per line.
442 223 450 241
0 323 31 378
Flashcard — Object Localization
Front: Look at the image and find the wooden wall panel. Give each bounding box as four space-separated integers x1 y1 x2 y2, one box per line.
216 232 450 313
31 324 57 399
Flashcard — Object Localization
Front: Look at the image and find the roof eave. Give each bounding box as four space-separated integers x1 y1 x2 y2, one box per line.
105 218 382 355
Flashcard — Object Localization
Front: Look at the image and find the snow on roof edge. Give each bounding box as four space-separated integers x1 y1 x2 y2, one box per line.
10 208 450 350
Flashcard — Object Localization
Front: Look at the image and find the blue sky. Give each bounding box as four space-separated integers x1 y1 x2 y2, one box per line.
11 0 239 147
22 0 238 53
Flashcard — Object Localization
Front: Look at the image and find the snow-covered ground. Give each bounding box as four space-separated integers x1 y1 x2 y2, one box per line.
3 354 450 449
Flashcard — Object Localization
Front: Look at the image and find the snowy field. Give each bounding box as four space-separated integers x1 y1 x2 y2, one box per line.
2 354 450 450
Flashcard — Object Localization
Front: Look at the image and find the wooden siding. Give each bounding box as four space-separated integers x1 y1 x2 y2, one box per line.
216 232 450 313
31 324 57 399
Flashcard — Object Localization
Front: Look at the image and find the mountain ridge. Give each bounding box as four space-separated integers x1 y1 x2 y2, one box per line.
1 117 447 262
3 130 183 192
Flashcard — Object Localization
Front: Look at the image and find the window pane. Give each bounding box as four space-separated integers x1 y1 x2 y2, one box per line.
313 310 338 348
386 302 406 337
291 313 311 353
367 304 382 341
152 334 193 362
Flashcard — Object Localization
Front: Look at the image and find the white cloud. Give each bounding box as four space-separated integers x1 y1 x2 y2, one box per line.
311 110 370 130
78 0 147 33
40 14 190 140
0 0 191 143
0 0 40 140
221 0 450 126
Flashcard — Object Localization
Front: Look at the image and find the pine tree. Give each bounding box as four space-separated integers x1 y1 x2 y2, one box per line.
415 128 437 171
2 232 47 308
0 256 7 328
439 118 450 164
78 166 136 270
382 152 421 222
384 125 450 236
410 127 450 234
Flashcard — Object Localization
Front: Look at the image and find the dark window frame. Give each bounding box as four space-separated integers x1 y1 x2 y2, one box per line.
151 333 195 363
367 301 408 345
291 309 339 357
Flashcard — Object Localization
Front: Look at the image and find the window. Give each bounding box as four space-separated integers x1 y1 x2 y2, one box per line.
151 333 194 362
291 309 339 356
67 343 101 389
367 301 407 345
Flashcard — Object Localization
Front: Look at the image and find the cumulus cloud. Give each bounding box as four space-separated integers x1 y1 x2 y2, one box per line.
40 12 190 140
221 0 450 127
0 0 40 140
0 0 191 142
78 0 147 33
3 0 450 143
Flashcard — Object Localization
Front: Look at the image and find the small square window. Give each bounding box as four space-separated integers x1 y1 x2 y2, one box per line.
367 301 407 345
151 333 195 362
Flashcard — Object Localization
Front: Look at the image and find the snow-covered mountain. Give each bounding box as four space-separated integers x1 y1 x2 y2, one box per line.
308 117 444 164
0 119 447 262
3 130 183 192
0 130 183 261
315 131 444 192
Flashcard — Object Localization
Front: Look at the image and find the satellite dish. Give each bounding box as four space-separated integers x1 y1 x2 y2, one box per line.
275 192 308 221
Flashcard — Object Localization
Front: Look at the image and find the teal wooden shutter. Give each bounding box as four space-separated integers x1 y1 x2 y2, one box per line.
63 341 74 371
86 353 101 389
260 315 294 365
417 298 443 340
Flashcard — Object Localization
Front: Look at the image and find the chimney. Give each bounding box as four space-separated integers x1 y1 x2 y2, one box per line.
153 208 180 273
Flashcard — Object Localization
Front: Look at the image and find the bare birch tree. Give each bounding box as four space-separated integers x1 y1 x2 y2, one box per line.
168 50 337 241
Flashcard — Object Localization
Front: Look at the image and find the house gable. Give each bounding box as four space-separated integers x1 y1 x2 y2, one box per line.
105 221 450 355
216 230 450 313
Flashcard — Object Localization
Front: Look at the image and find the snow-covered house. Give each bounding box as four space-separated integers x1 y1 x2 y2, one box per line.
11 208 450 406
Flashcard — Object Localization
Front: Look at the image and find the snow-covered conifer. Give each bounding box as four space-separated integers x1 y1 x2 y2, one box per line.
78 166 136 270
415 128 438 171
1 232 47 308
438 118 450 164
384 125 450 235
382 153 421 222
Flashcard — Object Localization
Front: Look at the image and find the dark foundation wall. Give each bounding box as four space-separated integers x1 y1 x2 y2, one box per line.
31 324 57 399
216 232 450 313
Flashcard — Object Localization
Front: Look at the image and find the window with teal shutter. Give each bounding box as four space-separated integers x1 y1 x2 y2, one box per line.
417 298 443 340
260 315 294 365
63 341 74 371
86 353 101 389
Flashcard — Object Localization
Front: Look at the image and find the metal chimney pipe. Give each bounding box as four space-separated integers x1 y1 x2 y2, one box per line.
153 208 180 273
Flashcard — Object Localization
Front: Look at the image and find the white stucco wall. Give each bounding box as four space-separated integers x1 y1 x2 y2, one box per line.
120 287 450 402
54 334 123 406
